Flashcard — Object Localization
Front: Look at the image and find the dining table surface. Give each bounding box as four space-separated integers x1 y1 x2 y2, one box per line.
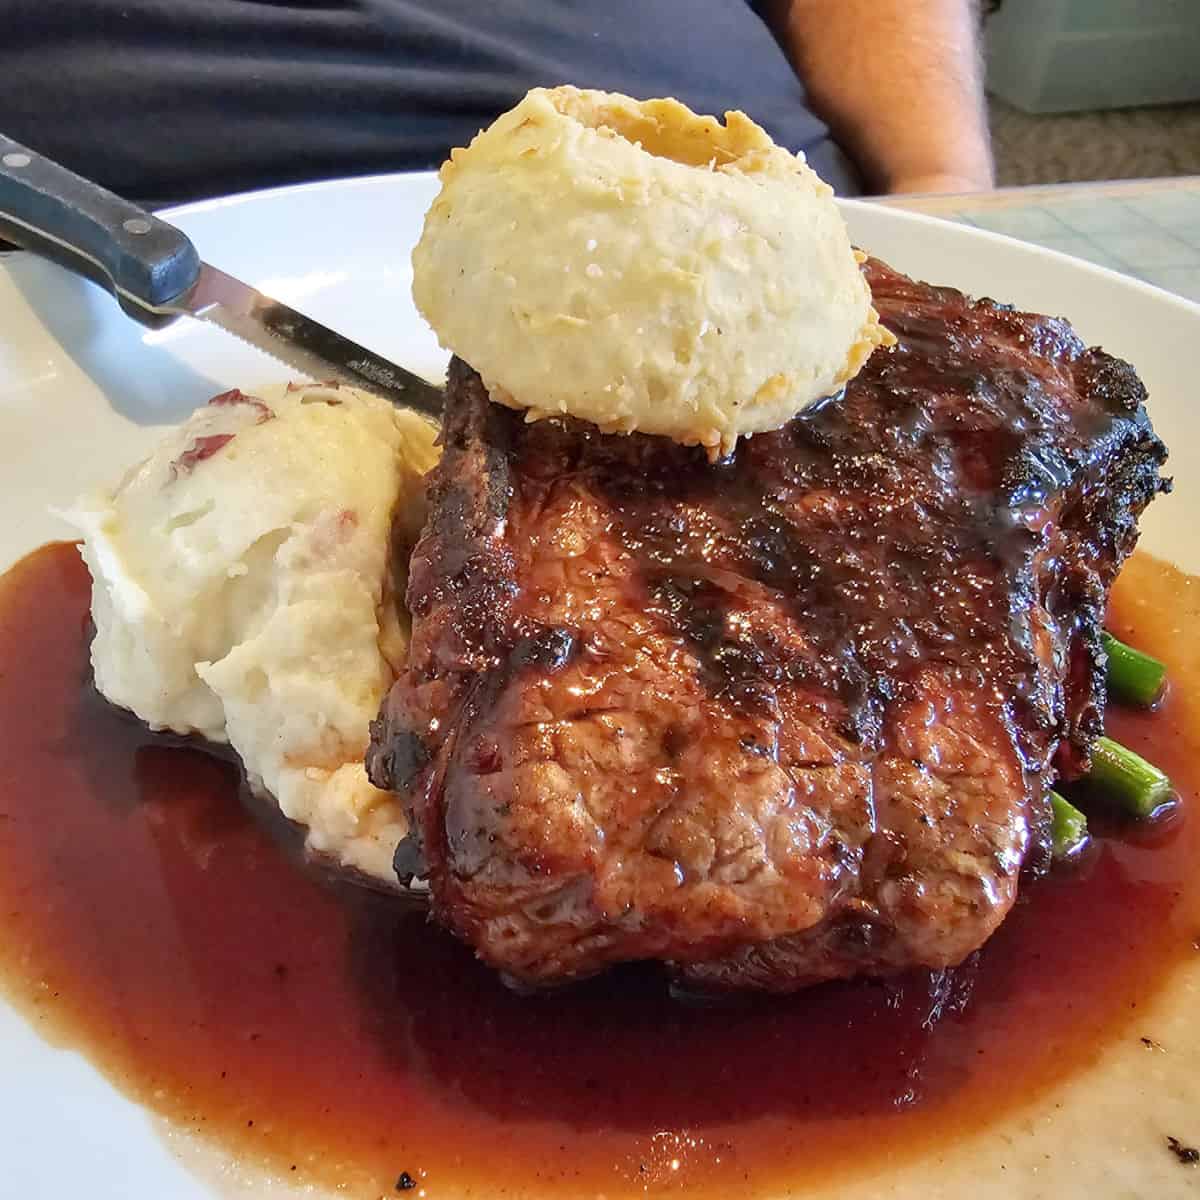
882 174 1200 307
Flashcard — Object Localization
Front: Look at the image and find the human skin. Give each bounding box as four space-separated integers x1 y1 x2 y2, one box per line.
760 0 996 195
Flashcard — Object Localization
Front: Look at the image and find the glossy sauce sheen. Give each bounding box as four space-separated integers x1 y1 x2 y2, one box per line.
0 542 1198 1198
374 271 1168 992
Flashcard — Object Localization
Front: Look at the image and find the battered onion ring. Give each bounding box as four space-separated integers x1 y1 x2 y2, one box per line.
413 86 894 455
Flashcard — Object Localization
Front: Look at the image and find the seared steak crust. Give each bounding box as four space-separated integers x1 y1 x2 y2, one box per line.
368 259 1168 990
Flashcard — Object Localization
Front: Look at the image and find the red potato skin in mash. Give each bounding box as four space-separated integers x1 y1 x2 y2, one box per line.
170 433 236 478
170 390 281 477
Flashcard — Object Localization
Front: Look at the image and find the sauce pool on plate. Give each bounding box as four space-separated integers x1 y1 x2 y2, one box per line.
0 542 1197 1198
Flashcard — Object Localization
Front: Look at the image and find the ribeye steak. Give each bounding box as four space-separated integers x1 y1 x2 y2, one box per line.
368 258 1168 991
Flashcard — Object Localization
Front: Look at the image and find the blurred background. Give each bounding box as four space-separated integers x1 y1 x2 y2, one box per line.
984 0 1200 184
918 0 1200 304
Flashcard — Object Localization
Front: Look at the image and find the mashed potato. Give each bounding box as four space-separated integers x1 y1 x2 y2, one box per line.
413 85 893 456
63 382 439 884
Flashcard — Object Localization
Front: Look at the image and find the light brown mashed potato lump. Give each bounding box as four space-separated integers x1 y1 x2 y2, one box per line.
64 382 439 885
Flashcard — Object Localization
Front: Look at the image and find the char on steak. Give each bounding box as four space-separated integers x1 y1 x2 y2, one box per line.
368 258 1168 991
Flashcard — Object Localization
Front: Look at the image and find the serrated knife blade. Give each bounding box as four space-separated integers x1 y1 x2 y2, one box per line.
169 264 444 419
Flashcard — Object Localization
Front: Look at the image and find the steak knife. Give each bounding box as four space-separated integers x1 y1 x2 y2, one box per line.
0 132 443 419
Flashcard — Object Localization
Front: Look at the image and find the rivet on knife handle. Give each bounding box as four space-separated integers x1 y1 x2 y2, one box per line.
0 130 201 313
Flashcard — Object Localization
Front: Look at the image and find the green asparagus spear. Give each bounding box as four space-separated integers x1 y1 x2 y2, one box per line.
1049 790 1089 860
1103 631 1167 708
1086 735 1174 819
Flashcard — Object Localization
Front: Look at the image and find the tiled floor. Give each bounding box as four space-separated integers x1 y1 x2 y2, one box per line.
989 96 1200 187
940 188 1200 304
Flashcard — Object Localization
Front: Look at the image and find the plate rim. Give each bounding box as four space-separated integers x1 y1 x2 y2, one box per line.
1 167 1199 1200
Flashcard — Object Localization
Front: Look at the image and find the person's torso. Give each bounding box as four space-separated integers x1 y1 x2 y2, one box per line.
2 0 858 204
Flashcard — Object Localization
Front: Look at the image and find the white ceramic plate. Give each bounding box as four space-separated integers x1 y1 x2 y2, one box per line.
1 175 1198 1199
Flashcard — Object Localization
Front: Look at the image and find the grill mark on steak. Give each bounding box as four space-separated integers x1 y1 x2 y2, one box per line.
367 258 1168 991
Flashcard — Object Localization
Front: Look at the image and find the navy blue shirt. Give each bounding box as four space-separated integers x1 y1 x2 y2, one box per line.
1 0 859 206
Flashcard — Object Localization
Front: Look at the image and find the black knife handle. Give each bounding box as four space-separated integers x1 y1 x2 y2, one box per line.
0 131 200 313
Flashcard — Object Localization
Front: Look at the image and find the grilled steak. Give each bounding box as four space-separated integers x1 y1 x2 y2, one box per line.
368 258 1168 991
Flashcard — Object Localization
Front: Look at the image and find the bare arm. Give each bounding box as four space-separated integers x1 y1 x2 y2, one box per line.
760 0 994 195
